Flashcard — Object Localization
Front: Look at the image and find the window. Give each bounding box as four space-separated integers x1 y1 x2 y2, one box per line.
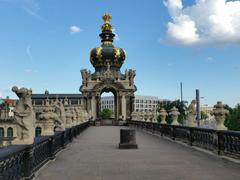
35 127 42 137
7 127 13 138
0 128 4 138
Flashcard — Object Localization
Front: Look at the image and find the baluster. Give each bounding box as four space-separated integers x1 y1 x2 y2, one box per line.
23 145 34 180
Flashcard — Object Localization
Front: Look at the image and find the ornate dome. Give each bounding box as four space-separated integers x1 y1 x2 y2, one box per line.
90 13 126 72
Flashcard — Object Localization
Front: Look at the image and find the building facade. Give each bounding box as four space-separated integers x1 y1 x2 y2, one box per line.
100 95 170 113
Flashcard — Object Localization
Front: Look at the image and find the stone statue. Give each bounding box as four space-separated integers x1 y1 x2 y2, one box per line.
186 100 197 127
70 107 77 126
125 69 136 86
65 107 73 128
81 69 91 86
211 101 229 130
64 97 69 106
169 106 180 125
53 99 66 131
39 103 61 136
12 86 35 144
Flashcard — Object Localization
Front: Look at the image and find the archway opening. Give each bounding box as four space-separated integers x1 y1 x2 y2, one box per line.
100 91 115 120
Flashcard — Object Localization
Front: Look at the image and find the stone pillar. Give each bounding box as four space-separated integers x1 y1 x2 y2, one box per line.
91 96 97 120
115 95 119 120
121 95 126 120
211 101 229 130
169 106 180 125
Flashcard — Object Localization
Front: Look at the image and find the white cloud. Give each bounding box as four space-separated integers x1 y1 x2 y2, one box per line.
24 69 38 73
207 56 213 62
70 26 82 34
26 45 33 60
164 0 240 45
23 0 45 21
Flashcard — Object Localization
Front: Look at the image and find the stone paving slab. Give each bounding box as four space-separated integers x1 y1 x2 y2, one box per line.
36 126 240 180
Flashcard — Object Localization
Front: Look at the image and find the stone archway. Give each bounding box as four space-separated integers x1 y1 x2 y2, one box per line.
88 82 128 123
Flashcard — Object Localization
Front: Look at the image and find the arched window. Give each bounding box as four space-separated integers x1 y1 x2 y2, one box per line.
35 127 42 137
0 128 4 138
7 127 13 138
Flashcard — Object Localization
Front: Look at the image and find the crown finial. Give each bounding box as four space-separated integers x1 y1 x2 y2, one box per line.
101 13 112 31
102 13 112 23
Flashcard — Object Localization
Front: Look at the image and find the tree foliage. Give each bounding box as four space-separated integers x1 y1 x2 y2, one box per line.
99 109 112 119
225 104 240 131
158 100 186 124
201 111 208 120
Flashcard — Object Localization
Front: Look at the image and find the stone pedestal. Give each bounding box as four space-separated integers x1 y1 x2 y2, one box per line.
119 129 138 149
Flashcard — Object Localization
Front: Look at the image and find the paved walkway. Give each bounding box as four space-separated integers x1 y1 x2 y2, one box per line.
36 126 240 180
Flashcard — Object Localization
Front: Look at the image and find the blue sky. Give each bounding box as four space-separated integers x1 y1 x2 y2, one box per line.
0 0 240 107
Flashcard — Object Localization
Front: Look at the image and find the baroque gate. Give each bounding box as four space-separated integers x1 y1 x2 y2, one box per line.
80 13 137 124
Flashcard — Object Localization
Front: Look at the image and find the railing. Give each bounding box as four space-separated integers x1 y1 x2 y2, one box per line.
129 121 240 159
0 121 90 180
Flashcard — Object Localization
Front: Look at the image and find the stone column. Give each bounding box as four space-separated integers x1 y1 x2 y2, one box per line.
211 101 229 130
121 95 126 120
91 96 97 120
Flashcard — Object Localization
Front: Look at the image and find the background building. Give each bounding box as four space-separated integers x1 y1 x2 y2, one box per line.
100 95 170 113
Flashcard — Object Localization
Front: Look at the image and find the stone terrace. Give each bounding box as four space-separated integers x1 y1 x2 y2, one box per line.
36 126 240 180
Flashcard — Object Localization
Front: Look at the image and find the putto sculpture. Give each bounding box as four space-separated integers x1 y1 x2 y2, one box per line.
12 86 35 144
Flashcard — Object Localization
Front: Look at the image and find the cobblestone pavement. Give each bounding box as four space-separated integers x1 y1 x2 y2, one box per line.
36 126 240 180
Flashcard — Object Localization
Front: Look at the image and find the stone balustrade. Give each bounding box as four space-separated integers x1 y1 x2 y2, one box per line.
0 121 90 180
128 120 240 159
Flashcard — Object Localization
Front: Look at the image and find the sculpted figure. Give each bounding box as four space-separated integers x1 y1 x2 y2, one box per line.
39 102 61 136
12 86 35 144
65 107 73 128
186 100 197 127
70 107 77 126
128 69 136 86
53 99 66 131
64 97 69 106
81 69 91 86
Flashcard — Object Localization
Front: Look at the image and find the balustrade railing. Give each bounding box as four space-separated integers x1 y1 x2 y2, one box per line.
0 121 90 180
129 121 240 159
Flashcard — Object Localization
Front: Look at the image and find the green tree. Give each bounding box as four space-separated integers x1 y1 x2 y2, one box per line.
225 104 240 131
158 100 186 124
201 111 208 120
100 109 112 119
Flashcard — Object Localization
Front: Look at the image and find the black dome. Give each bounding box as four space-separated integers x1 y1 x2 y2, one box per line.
90 13 126 72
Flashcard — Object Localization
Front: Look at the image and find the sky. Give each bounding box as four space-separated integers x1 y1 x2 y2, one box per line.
0 0 240 107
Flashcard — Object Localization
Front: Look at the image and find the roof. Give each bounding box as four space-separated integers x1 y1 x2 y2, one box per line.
32 94 83 99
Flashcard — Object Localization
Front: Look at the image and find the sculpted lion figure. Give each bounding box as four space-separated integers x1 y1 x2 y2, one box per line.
12 86 35 144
